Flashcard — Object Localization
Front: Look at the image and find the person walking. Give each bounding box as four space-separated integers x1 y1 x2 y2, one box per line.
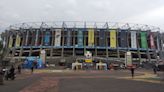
130 66 135 78
153 64 157 74
17 65 21 74
10 65 15 75
31 66 34 74
0 67 4 85
9 65 15 80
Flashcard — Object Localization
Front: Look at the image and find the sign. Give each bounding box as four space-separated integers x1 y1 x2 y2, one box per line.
85 59 92 63
125 52 132 66
40 50 46 64
85 51 92 63
85 51 92 59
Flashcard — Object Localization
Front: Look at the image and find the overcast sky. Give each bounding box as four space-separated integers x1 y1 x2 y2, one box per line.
0 0 164 32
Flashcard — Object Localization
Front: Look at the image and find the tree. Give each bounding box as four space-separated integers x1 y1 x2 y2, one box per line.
0 40 3 52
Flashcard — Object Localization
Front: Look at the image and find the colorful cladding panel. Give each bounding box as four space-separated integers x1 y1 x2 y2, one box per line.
156 33 160 50
55 29 61 46
131 31 137 48
67 29 71 46
25 31 29 46
77 29 83 46
88 29 94 46
110 30 116 48
31 31 36 46
15 34 21 47
120 30 127 47
140 32 148 48
149 32 155 49
44 31 50 46
99 29 105 46
35 30 39 46
8 36 13 48
22 32 26 46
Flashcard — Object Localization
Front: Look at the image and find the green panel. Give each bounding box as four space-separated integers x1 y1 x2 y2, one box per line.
140 32 147 48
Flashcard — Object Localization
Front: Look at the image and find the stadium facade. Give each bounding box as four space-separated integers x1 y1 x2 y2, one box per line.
1 21 164 64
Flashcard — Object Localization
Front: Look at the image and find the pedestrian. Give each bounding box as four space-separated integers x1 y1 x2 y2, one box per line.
10 65 15 75
130 66 135 78
0 67 4 85
153 64 157 74
9 65 15 80
31 66 34 74
17 65 21 74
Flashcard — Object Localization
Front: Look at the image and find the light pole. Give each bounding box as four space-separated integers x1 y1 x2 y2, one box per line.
0 40 4 85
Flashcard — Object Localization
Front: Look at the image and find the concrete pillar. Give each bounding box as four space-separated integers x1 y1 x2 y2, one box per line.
116 29 120 59
105 28 109 58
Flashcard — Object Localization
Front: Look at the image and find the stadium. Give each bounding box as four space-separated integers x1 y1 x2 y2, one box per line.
1 21 164 66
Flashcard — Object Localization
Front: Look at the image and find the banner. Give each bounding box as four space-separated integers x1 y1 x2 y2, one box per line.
140 32 148 49
150 32 155 49
120 30 127 47
67 29 71 46
99 29 105 47
131 31 137 48
110 30 116 48
31 31 36 46
55 29 61 46
38 30 42 46
88 29 94 47
22 31 26 46
44 31 50 46
15 33 21 47
25 31 29 46
8 36 13 48
77 29 83 46
35 30 39 46
156 33 160 50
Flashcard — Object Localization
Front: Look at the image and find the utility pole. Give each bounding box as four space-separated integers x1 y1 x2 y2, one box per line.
0 38 4 85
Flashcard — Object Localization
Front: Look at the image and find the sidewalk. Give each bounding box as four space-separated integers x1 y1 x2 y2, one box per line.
118 70 164 84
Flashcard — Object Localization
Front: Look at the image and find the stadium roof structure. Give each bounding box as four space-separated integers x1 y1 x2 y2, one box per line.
6 21 161 32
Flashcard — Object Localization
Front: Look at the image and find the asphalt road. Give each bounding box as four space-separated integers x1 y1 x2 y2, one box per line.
59 78 164 92
0 69 163 92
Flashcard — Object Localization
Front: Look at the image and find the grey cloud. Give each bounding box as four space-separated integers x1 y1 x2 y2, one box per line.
0 0 164 32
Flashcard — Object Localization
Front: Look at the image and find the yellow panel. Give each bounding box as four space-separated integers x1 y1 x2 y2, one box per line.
110 30 116 48
85 59 92 63
8 36 13 48
16 34 21 47
88 29 94 46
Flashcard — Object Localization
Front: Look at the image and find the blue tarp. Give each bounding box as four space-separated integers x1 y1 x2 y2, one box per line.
23 57 45 69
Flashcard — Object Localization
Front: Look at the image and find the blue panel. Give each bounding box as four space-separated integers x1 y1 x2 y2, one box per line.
44 31 50 46
77 29 83 47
